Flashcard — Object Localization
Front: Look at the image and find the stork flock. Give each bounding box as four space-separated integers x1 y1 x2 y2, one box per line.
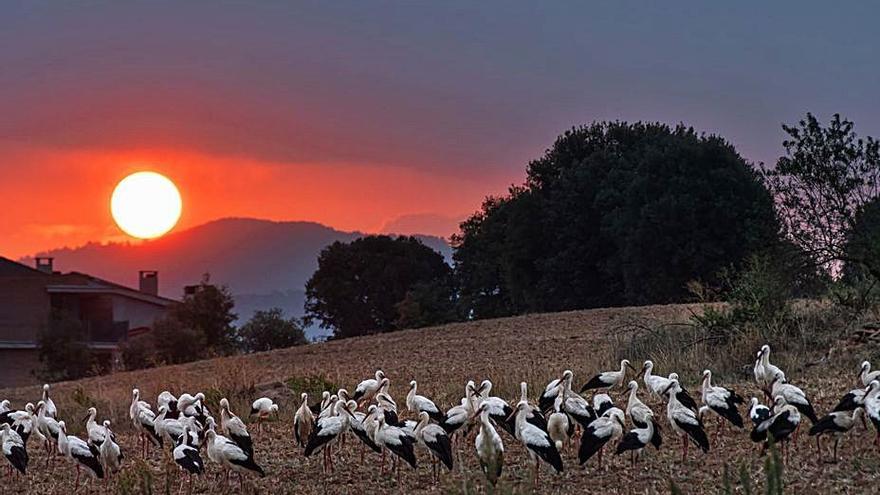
2 344 880 491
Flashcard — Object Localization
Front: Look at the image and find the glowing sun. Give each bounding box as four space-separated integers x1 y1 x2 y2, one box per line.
111 171 182 239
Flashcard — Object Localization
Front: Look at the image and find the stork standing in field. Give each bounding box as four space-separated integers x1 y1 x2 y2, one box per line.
516 382 547 434
57 420 104 489
173 424 204 490
6 403 37 446
751 396 800 462
860 361 880 387
640 361 675 399
303 400 354 473
473 380 516 437
294 393 315 448
35 401 61 465
374 408 417 482
749 398 771 426
99 420 123 477
770 373 819 425
754 345 786 397
863 380 880 447
473 401 504 487
511 399 563 487
158 391 179 416
625 381 661 449
0 400 10 414
809 407 863 462
220 398 253 455
352 370 387 405
556 370 596 428
615 417 655 466
833 384 869 412
413 411 453 482
663 379 709 462
578 408 625 467
206 427 265 489
407 380 443 422
41 384 57 419
1 423 27 476
540 372 567 414
700 370 745 437
250 397 278 433
547 395 573 453
130 389 162 456
85 407 110 447
580 360 637 393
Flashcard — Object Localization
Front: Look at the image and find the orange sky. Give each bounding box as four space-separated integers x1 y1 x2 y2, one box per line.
0 143 518 258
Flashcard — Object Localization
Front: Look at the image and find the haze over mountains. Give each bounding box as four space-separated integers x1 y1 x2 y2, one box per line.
21 218 452 338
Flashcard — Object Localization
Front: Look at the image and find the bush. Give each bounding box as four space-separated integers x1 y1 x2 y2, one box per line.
36 310 95 381
119 333 158 370
237 308 308 353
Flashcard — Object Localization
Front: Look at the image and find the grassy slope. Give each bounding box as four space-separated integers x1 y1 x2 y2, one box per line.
1 302 877 494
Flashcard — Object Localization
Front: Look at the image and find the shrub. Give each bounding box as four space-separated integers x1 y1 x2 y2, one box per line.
237 308 307 353
120 333 159 370
36 309 94 381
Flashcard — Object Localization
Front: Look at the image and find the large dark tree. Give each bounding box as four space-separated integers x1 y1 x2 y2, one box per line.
170 274 238 354
454 121 781 318
762 113 880 278
237 308 308 352
304 235 453 338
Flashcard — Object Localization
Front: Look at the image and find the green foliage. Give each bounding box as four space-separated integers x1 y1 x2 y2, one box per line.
304 235 454 338
237 308 308 352
764 443 784 495
171 274 238 353
36 309 94 381
285 374 340 397
395 276 459 329
454 121 781 319
762 112 880 278
120 274 237 370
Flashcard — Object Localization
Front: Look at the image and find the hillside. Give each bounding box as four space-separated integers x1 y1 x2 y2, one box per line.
1 303 875 494
21 218 452 337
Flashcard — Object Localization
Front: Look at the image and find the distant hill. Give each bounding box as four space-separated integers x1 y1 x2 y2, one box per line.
22 218 451 339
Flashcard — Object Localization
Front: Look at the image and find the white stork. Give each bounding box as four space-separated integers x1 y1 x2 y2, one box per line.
473 401 504 487
374 408 417 482
615 416 654 466
407 380 443 422
511 399 562 487
35 400 61 464
473 380 516 437
98 420 123 476
205 427 265 489
580 360 637 393
809 407 863 462
770 373 819 424
755 345 786 395
352 370 387 405
41 384 57 419
0 400 10 414
516 382 548 435
85 407 110 447
413 411 453 482
640 360 674 398
863 380 880 447
859 361 880 387
558 371 596 428
250 397 278 432
748 397 771 426
173 424 204 490
303 399 354 473
625 381 661 449
700 369 745 432
220 398 253 455
294 393 315 448
751 396 800 461
0 423 27 476
130 389 162 455
547 395 573 452
57 420 104 489
578 408 625 467
663 379 709 461
539 371 568 413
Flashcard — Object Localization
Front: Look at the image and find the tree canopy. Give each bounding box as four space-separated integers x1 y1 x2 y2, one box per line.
304 235 453 338
453 121 781 319
763 113 880 279
237 308 308 352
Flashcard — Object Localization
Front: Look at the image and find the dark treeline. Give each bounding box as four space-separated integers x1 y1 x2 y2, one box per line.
305 115 880 339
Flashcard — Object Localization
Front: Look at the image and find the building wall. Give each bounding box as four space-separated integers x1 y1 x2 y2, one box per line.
112 296 169 333
0 349 41 387
0 275 50 343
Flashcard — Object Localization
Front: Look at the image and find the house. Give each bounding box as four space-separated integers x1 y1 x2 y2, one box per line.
0 256 176 387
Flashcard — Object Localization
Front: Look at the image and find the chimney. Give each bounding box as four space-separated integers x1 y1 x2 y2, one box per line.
35 257 54 274
139 270 159 296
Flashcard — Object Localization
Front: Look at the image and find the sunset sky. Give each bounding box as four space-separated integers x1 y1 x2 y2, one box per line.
3 2 879 258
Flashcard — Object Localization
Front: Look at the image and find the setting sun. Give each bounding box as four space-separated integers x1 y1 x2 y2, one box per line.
111 171 182 239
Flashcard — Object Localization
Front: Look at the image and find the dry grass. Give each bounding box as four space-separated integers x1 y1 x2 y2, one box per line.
1 302 878 494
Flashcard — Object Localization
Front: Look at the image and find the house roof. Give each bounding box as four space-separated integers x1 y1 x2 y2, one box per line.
0 256 177 306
